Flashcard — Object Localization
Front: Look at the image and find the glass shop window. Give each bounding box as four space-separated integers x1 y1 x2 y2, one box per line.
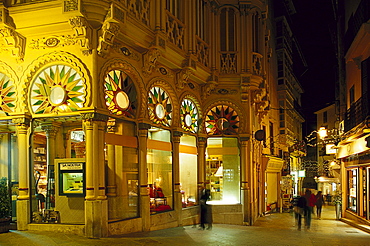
347 168 357 213
206 137 240 204
147 128 173 214
180 135 197 208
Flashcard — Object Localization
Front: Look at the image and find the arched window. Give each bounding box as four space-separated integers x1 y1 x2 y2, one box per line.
0 72 15 116
148 86 172 127
104 70 137 118
180 98 199 133
205 105 239 135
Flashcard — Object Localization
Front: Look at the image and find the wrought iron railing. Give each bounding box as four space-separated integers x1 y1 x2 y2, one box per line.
344 94 370 132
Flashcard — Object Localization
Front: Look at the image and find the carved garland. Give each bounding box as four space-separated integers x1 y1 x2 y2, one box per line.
22 51 91 114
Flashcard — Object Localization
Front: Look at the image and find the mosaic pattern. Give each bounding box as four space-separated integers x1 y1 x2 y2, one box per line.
30 65 85 114
104 70 137 118
148 86 172 126
180 99 198 133
0 73 15 116
205 105 239 135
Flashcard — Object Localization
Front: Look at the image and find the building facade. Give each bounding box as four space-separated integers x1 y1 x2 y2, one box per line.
335 0 370 226
0 0 303 238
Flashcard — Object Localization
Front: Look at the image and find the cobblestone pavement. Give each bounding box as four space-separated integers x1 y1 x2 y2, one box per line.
0 205 369 246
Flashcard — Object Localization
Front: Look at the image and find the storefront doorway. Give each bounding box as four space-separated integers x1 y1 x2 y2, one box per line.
205 137 240 204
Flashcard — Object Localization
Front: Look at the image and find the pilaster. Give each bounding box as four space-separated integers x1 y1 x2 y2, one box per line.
138 122 151 231
172 130 183 225
82 113 108 238
13 117 30 230
240 134 252 225
197 135 207 192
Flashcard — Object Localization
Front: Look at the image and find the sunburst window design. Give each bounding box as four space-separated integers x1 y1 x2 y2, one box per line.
30 65 85 114
104 70 137 118
0 73 15 116
181 99 198 133
148 86 172 126
205 105 239 135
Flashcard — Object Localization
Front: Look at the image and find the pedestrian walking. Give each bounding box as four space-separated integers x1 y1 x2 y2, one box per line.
292 193 306 230
315 191 324 219
199 189 212 230
304 189 316 230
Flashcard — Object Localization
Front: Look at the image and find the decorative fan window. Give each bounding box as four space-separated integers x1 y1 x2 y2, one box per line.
205 105 239 135
30 65 85 114
148 86 172 126
180 99 198 133
104 70 137 118
0 73 15 116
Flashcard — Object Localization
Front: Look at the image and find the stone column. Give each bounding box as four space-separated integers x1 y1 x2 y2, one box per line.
240 134 252 225
172 130 183 225
83 113 108 238
41 123 60 209
197 135 207 194
138 122 151 231
13 117 30 230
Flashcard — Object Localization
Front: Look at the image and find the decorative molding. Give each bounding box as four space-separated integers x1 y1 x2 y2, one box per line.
28 16 92 55
201 81 217 99
142 48 161 77
176 67 192 90
69 16 92 55
213 88 238 95
63 0 82 13
97 21 120 57
0 8 26 62
81 112 109 122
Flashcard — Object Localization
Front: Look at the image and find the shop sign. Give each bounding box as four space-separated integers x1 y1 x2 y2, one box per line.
60 162 83 170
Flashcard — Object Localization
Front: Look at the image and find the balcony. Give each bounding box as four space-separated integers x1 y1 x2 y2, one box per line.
344 94 370 132
344 0 370 52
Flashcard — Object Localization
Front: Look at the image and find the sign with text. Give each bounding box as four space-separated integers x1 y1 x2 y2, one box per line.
60 162 83 170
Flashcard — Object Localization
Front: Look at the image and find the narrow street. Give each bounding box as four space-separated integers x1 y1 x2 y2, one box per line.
0 205 368 246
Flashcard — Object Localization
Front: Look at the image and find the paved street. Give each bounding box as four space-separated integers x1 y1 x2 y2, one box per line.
0 205 369 246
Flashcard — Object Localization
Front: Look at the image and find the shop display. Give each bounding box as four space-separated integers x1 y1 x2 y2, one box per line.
148 184 171 213
206 159 223 200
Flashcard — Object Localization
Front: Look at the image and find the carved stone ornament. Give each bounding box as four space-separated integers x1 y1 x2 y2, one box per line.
201 80 217 99
97 21 120 57
69 16 92 55
28 16 92 55
176 68 192 90
142 48 161 77
0 8 26 62
81 112 109 122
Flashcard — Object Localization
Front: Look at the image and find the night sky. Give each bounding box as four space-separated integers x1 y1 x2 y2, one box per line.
291 0 337 134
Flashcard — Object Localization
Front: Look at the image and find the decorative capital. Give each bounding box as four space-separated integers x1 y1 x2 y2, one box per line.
172 130 183 138
81 112 109 122
138 122 151 130
41 123 60 138
201 81 217 99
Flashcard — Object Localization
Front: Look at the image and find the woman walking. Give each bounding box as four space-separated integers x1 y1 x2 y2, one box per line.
315 191 324 219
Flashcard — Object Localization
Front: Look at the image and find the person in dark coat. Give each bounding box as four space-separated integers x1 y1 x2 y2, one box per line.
199 189 212 230
315 191 324 219
293 193 306 230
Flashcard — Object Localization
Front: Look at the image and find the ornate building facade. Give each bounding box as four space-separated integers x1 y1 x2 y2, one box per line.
0 0 303 238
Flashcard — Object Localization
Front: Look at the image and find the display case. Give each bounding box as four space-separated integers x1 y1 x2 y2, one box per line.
58 161 85 196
